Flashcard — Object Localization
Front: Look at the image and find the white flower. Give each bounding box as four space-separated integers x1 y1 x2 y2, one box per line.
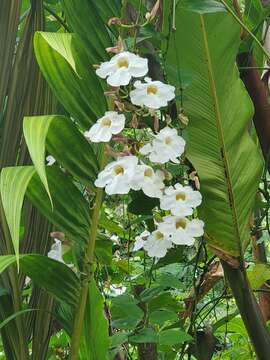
144 230 172 258
110 235 120 244
95 156 138 195
130 164 165 198
130 77 175 109
158 216 204 246
96 51 148 87
84 112 125 142
46 155 56 166
140 127 185 164
133 230 150 251
48 239 64 263
160 183 202 216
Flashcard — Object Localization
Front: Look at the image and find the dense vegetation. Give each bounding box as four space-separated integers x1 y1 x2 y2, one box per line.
1 0 270 359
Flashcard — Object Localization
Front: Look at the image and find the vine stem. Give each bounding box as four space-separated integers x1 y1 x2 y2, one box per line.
70 146 107 359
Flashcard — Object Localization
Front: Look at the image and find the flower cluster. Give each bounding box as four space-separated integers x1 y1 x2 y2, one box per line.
85 50 204 260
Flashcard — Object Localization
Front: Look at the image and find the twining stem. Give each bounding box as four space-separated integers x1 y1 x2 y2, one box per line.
70 147 107 359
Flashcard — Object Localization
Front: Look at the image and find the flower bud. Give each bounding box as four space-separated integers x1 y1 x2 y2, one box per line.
108 17 121 26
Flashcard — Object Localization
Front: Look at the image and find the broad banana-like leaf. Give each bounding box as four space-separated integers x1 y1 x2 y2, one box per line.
0 167 36 264
62 0 112 63
166 4 263 257
23 115 99 203
34 32 107 130
0 255 79 306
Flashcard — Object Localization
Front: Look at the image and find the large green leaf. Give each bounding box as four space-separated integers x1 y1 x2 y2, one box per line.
62 0 112 63
166 5 263 256
27 167 91 244
0 167 36 264
23 115 99 198
0 254 79 306
34 32 107 130
1 166 91 252
82 280 109 360
93 1 121 27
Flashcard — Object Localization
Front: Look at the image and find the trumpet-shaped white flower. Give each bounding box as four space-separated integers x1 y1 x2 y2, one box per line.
133 230 150 251
160 183 202 216
130 77 175 109
84 112 125 143
96 51 148 87
46 155 56 166
140 127 185 164
48 239 64 263
158 216 204 246
95 156 138 195
130 164 165 198
144 230 172 258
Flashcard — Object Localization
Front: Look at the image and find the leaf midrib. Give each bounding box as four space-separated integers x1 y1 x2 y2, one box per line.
199 14 242 256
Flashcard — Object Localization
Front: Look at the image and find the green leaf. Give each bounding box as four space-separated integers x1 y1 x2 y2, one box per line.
83 279 109 360
38 32 78 73
94 1 121 28
27 167 91 244
23 115 99 193
159 328 193 346
179 0 226 13
95 236 112 265
34 32 107 130
128 191 159 215
99 213 126 238
0 255 79 306
139 286 165 302
166 5 263 256
247 263 270 290
129 328 158 344
0 166 35 265
110 332 129 348
149 310 178 326
111 294 144 330
62 0 112 63
0 309 36 331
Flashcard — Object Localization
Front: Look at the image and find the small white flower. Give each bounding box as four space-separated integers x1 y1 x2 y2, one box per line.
84 112 125 143
46 155 56 166
140 127 185 164
144 230 172 258
96 51 148 87
130 77 175 109
160 183 202 216
130 164 165 198
133 230 150 251
158 216 204 246
95 156 138 195
110 235 120 244
48 239 64 263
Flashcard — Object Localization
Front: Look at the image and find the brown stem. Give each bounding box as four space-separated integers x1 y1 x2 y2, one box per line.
222 261 270 359
133 285 157 360
238 53 270 168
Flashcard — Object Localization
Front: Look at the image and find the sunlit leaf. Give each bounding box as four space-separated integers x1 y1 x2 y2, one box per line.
0 167 35 265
